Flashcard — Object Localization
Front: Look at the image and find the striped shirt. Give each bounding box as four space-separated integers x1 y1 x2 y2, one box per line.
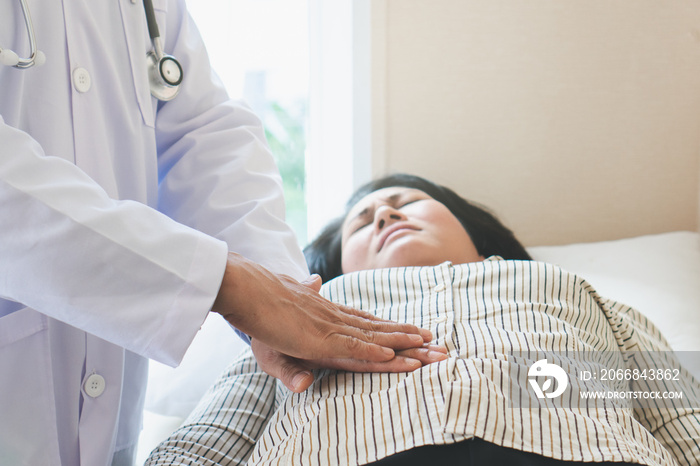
146 259 700 465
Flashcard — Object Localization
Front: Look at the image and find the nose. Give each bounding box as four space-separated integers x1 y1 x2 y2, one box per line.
374 205 405 230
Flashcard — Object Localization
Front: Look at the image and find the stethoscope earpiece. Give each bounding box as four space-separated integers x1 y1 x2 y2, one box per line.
34 50 46 67
1 0 44 69
0 48 20 67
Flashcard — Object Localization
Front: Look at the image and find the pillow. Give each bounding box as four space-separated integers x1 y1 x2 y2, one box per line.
528 231 700 379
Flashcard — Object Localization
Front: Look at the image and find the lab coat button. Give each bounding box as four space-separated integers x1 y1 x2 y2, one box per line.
434 283 446 293
73 67 92 93
84 373 106 398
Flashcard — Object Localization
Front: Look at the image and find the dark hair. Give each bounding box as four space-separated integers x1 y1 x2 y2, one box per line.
304 173 531 282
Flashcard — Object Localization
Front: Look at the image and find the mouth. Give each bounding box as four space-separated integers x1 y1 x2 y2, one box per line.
377 223 420 252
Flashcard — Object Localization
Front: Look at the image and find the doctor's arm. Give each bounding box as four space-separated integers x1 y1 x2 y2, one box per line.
0 118 227 367
152 0 435 390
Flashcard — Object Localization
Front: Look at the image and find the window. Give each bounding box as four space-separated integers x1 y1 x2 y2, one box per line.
187 0 310 242
306 0 372 241
186 0 372 245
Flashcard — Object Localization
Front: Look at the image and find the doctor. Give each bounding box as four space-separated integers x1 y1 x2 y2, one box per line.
0 1 433 465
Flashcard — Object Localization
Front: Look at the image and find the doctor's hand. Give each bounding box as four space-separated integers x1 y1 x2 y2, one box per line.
212 253 433 376
248 274 447 392
251 337 448 393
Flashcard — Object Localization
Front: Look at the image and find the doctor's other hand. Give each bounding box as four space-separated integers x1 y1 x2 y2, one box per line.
251 338 448 393
212 252 432 366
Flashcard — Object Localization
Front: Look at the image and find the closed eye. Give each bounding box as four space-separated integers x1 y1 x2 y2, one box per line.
398 198 428 209
398 199 419 209
351 221 371 235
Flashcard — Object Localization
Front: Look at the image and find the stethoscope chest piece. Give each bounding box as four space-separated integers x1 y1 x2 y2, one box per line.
147 49 182 101
143 0 183 101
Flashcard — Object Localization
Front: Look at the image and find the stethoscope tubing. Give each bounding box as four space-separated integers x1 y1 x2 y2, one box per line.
15 0 40 68
4 0 183 101
143 0 161 45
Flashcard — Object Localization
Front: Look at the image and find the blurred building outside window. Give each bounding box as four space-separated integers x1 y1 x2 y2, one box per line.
187 0 310 243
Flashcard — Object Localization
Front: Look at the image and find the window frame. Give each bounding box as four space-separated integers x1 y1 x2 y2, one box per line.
306 0 378 241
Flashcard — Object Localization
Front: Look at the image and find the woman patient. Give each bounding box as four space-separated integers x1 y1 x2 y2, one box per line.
146 174 700 466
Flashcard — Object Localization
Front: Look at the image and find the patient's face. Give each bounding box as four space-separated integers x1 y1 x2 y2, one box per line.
341 187 484 273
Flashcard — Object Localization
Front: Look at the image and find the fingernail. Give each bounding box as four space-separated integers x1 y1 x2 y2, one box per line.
292 371 312 392
428 351 448 361
407 358 421 369
420 329 433 341
382 347 395 357
427 344 448 353
410 334 424 344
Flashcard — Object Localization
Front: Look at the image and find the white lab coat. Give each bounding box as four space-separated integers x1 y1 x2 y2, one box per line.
0 1 308 465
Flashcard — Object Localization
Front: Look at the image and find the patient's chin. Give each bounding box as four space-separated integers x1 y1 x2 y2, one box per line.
378 240 448 269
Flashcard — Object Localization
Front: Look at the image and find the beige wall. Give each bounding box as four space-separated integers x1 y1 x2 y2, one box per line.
370 0 700 246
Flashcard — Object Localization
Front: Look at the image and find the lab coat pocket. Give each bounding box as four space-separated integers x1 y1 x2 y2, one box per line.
0 308 61 465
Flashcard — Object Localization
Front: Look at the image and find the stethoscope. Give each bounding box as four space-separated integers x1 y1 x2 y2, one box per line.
0 0 183 101
0 0 44 68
